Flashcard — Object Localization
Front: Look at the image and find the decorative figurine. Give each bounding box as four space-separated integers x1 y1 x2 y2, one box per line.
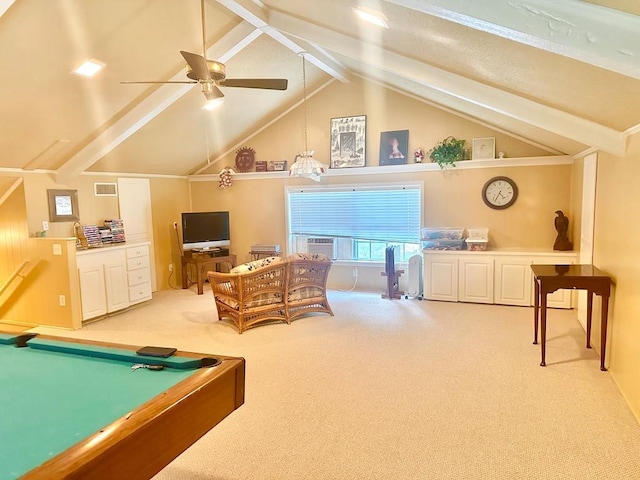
414 147 424 163
553 210 573 251
218 166 235 188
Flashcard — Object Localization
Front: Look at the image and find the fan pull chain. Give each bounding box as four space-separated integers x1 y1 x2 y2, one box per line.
201 0 207 57
302 53 308 154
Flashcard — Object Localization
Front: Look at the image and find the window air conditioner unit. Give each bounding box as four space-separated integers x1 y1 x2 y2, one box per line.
307 238 335 259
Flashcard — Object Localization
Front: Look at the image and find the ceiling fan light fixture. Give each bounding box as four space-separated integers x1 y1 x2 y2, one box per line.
289 54 326 181
290 151 326 182
73 59 105 77
353 7 389 28
201 82 224 110
202 97 224 111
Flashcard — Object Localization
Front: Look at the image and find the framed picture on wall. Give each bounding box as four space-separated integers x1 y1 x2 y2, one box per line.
330 115 366 168
47 189 79 222
472 137 496 160
268 160 287 171
379 130 409 166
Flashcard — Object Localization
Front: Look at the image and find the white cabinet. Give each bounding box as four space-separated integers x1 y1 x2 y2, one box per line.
125 244 152 304
459 257 494 304
76 242 151 321
424 250 577 308
77 264 107 319
494 256 534 306
424 255 458 302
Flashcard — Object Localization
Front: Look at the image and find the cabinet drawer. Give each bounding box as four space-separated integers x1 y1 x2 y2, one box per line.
127 268 151 286
127 255 149 271
129 282 152 303
126 245 149 259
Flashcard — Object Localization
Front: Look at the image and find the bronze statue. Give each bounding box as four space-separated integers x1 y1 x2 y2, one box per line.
553 210 573 251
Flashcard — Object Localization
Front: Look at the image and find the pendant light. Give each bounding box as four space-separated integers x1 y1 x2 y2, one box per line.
289 53 327 181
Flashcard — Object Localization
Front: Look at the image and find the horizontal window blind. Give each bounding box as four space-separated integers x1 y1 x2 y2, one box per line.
287 183 421 244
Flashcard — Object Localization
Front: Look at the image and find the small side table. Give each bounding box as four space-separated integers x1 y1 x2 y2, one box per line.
181 252 237 295
531 264 611 371
249 250 280 261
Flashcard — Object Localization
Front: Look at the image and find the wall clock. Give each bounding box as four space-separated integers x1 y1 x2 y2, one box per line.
235 146 256 172
482 176 518 209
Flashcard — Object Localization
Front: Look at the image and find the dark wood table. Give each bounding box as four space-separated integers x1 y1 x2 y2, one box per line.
531 264 611 370
181 251 237 295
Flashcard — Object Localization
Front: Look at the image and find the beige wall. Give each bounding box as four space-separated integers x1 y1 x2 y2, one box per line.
0 181 81 329
12 173 189 291
200 76 551 175
191 75 575 291
0 179 30 323
593 133 640 420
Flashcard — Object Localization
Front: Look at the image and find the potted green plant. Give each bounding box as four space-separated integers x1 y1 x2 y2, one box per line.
427 136 467 169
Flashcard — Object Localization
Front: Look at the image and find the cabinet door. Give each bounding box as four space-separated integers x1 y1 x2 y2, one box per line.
78 265 107 320
104 262 129 312
458 258 494 304
424 255 458 302
494 256 532 306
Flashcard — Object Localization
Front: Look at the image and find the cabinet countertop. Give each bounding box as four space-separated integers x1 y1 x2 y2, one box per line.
422 248 577 256
76 241 150 255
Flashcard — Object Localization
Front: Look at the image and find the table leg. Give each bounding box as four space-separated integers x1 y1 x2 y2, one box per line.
586 290 593 349
540 293 547 367
181 261 188 289
196 264 204 295
533 279 539 344
600 294 609 371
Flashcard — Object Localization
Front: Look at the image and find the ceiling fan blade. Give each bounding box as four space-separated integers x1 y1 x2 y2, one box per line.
219 78 288 90
180 51 211 81
120 81 197 84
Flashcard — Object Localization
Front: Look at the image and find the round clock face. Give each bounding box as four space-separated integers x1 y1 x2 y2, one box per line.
235 147 255 172
482 176 518 209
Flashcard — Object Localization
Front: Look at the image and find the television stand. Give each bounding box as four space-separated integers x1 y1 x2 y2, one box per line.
181 250 236 295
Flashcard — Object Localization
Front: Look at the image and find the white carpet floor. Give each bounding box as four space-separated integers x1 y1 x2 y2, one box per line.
32 287 640 480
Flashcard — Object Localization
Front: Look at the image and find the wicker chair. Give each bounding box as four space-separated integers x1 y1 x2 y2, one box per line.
207 258 288 334
285 254 334 322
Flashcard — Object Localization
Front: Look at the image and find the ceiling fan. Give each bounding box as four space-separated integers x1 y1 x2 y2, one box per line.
121 0 288 107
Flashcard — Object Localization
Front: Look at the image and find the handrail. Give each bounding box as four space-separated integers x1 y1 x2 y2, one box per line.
0 259 29 297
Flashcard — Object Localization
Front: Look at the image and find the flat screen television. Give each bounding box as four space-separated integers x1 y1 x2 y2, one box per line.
181 211 230 251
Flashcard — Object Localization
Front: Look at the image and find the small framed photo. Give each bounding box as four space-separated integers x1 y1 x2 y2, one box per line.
255 161 268 172
268 160 287 171
47 189 79 222
472 137 496 160
330 115 366 168
379 130 409 166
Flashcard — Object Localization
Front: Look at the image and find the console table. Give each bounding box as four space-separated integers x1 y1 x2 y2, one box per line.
531 264 611 371
181 251 237 295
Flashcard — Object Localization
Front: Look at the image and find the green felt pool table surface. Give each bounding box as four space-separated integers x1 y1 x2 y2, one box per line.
0 333 245 480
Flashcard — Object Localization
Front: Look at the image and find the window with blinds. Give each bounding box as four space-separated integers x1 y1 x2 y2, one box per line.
286 182 422 261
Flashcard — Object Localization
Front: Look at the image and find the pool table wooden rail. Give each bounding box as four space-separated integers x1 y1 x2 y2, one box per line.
3 333 245 480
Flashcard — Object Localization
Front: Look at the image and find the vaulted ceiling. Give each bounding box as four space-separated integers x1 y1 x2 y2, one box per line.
1 0 639 179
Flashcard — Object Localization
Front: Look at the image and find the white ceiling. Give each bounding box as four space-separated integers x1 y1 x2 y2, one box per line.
1 0 639 179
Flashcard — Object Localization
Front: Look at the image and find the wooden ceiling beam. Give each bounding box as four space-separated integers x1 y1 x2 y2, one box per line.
269 9 627 157
214 0 350 82
387 0 640 81
55 22 260 181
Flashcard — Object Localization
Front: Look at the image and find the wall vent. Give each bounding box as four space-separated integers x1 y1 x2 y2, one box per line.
94 183 118 197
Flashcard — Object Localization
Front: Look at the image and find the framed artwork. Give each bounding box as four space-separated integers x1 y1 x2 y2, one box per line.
472 137 496 160
330 115 366 168
268 160 287 171
255 161 268 172
47 189 79 222
379 130 409 166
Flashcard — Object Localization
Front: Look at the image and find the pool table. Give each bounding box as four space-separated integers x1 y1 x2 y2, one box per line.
0 332 245 480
